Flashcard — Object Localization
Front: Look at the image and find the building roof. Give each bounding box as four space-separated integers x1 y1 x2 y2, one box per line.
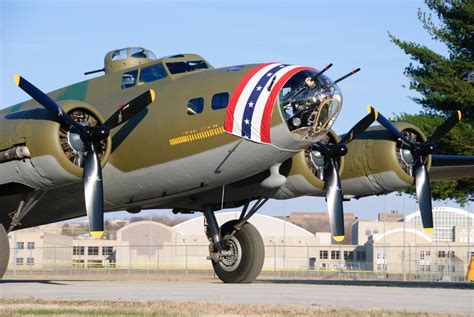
406 206 473 223
173 212 314 237
372 228 432 244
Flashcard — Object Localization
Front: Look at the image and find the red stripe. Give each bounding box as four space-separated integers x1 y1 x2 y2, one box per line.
260 67 314 143
224 63 274 132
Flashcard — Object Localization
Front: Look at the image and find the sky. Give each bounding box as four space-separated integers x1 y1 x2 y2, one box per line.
0 0 469 221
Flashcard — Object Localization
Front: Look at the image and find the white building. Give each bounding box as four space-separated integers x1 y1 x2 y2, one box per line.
406 206 474 242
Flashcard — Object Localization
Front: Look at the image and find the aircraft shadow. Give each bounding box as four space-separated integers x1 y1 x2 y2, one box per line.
256 279 474 289
0 280 70 285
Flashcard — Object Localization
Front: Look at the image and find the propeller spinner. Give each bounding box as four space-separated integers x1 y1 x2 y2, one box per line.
14 75 155 238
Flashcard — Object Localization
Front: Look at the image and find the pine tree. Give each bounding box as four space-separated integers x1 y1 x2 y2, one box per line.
389 0 473 205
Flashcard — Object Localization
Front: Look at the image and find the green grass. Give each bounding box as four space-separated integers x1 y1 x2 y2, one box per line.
0 298 459 317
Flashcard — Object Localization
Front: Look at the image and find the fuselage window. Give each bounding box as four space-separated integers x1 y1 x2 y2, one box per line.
211 92 229 110
121 69 138 89
187 97 204 115
166 60 208 74
139 64 167 84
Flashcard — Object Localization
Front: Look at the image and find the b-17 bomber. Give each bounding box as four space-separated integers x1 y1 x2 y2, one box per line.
0 47 472 283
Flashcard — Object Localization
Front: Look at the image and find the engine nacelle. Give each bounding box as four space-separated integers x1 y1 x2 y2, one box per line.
341 122 429 197
273 130 343 199
0 101 111 188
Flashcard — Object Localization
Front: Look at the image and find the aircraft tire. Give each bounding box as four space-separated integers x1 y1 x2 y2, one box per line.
212 220 264 284
0 225 9 279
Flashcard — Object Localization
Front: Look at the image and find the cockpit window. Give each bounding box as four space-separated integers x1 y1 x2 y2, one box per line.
121 70 138 89
129 47 147 59
139 64 167 84
112 49 128 61
166 60 208 74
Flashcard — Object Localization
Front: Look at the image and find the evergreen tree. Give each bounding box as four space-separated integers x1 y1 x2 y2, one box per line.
389 0 473 205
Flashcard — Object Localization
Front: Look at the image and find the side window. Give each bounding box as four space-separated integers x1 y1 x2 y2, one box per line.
187 97 204 115
121 70 138 89
211 92 229 110
139 64 167 84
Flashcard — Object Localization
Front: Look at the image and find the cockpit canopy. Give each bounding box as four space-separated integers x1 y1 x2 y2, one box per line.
104 47 157 74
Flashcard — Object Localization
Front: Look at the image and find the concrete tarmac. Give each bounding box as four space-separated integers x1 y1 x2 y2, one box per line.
1 279 473 314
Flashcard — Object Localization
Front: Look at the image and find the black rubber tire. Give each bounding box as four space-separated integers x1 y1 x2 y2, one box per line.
212 220 265 284
0 225 9 279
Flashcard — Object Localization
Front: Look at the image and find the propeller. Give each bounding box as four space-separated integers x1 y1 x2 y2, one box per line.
369 106 462 232
14 74 155 238
311 107 378 241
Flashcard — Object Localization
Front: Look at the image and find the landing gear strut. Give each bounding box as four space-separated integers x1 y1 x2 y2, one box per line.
203 198 267 283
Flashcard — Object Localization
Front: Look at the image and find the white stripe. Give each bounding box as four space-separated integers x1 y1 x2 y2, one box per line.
250 65 301 142
231 63 280 136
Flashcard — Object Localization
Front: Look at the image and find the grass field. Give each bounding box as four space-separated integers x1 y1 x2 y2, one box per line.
0 299 461 317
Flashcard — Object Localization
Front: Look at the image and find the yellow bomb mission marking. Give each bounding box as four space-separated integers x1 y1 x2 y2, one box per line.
169 126 225 146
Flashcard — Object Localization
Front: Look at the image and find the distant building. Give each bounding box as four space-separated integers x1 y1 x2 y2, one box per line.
378 210 404 222
72 238 119 268
286 211 357 244
352 220 415 245
6 208 473 280
406 207 474 242
8 224 73 269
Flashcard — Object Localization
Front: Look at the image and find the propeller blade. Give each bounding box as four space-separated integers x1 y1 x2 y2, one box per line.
414 161 434 232
324 158 345 241
103 89 155 130
427 111 462 144
338 107 377 145
370 106 414 146
14 74 84 131
83 144 104 238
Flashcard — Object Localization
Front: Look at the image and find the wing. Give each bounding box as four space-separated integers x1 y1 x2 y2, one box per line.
430 155 474 181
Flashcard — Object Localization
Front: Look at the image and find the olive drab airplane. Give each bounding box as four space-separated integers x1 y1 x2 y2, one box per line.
1 47 473 283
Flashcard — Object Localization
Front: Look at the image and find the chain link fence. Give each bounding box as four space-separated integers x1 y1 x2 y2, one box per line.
5 244 472 282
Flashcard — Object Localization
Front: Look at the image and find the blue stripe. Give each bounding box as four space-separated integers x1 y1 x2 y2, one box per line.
241 64 289 138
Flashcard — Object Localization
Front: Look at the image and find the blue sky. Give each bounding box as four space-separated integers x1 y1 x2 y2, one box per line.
0 0 468 221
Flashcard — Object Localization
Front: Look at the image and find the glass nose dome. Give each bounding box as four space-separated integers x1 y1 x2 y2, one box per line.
279 70 342 141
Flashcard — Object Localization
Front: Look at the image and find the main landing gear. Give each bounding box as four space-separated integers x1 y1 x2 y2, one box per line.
203 198 268 283
0 225 9 279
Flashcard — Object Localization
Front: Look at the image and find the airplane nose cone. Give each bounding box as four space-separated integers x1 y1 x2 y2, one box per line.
279 69 343 144
224 63 342 151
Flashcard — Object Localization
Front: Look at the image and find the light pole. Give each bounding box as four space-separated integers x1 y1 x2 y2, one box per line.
183 238 188 275
269 240 276 272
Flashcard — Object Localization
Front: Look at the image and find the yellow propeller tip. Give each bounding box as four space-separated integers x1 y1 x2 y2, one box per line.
457 110 462 121
13 74 21 86
150 89 156 102
424 228 433 233
333 235 344 242
374 109 378 120
90 231 104 238
366 104 372 113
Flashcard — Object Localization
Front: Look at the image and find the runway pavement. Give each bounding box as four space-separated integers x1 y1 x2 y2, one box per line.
1 279 473 314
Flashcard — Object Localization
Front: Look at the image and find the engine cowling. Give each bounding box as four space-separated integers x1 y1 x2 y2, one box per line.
340 122 429 197
273 130 343 199
0 100 111 188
